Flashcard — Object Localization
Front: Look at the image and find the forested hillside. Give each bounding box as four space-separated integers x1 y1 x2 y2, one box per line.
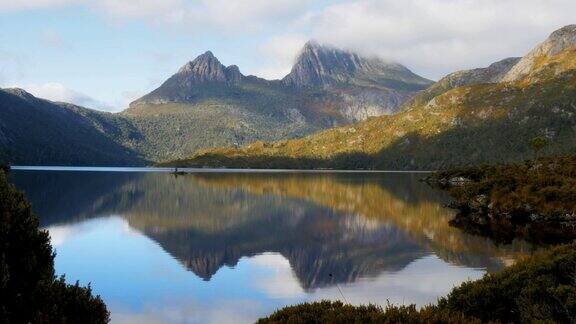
0 89 144 166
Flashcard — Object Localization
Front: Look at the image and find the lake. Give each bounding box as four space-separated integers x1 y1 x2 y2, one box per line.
9 168 535 323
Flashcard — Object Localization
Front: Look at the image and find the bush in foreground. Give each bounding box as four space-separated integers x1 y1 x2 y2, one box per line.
257 301 473 324
0 171 109 323
259 242 576 323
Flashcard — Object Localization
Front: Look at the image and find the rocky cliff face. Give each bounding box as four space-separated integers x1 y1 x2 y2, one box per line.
132 51 247 106
130 41 432 112
282 41 432 90
174 51 244 84
502 24 576 82
443 57 521 86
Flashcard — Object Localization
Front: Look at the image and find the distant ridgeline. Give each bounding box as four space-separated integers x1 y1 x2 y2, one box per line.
0 41 431 166
166 25 576 170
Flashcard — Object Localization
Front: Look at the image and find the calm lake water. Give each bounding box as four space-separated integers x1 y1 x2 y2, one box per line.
9 168 535 323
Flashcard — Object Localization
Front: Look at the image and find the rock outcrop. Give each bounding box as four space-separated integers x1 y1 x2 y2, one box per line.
282 41 432 90
132 51 248 105
502 24 576 82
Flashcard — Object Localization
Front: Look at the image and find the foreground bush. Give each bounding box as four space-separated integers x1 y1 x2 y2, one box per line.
258 301 473 324
0 171 109 323
259 243 576 323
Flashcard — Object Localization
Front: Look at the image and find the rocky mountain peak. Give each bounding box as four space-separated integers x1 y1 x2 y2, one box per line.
130 51 246 106
282 41 432 90
1 88 38 102
176 51 241 83
502 24 576 82
546 24 576 55
282 41 365 88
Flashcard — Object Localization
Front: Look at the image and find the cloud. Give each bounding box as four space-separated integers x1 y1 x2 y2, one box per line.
0 0 77 12
40 29 67 48
3 0 576 101
308 255 485 307
249 253 304 298
45 225 75 247
305 0 576 79
1 0 313 32
93 0 185 22
253 34 307 79
91 0 314 33
22 82 116 111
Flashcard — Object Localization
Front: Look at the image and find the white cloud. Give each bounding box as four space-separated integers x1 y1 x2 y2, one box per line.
253 34 307 79
249 253 304 298
91 0 313 32
0 0 77 11
305 0 576 79
22 82 116 111
2 0 576 101
1 0 313 32
40 29 67 48
45 225 75 247
93 0 185 22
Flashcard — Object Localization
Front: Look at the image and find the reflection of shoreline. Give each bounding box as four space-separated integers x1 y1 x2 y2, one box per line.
11 171 534 290
192 173 536 270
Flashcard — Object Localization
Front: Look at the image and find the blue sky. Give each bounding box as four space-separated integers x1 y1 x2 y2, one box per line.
1 0 575 111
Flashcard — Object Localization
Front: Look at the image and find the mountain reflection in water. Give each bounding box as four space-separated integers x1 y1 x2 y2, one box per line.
10 170 535 323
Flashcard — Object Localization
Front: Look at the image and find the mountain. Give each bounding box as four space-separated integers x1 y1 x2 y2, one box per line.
165 24 576 170
131 51 246 105
0 88 144 166
118 42 432 162
404 57 521 109
502 24 576 82
282 41 431 90
0 42 431 166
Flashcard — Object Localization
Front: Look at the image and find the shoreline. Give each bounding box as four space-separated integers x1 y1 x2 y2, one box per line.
10 165 435 174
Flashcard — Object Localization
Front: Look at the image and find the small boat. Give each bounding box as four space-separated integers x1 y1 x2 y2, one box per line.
171 167 187 175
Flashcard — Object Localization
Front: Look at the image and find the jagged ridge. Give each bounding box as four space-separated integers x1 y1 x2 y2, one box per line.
282 41 432 90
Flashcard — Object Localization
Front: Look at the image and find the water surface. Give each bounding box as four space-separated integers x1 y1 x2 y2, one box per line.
9 169 534 323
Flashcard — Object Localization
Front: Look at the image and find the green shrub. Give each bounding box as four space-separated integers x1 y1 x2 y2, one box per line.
0 171 109 323
258 301 473 324
438 242 576 323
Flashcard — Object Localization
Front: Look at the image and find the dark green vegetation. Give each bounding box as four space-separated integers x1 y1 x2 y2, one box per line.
0 171 109 323
167 25 576 170
427 155 576 244
258 301 472 324
259 242 576 323
0 88 144 166
0 42 431 166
